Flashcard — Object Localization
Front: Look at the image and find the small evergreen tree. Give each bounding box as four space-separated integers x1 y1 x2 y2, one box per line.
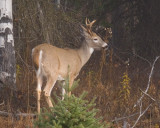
34 78 109 128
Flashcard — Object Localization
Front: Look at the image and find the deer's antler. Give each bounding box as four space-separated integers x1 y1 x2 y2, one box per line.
85 18 96 35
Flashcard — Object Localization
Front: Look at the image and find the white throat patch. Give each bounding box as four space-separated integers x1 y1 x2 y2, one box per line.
89 48 94 54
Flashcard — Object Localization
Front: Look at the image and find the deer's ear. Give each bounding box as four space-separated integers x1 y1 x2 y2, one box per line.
81 25 91 37
81 25 87 32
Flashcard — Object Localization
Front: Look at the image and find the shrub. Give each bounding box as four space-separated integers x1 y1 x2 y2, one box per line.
34 78 109 128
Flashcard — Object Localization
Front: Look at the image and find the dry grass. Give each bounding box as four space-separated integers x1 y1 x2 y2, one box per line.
0 116 33 128
0 49 160 128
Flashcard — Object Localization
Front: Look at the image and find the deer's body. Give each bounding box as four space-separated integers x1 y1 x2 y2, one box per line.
32 44 82 80
32 19 111 113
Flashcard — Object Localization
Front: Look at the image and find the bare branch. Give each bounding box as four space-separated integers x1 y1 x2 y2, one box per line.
16 51 33 71
133 53 152 66
131 103 152 128
134 56 160 107
37 1 50 44
130 56 160 128
140 88 156 101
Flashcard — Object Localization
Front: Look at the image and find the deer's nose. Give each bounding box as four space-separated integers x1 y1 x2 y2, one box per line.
102 43 108 50
102 43 107 48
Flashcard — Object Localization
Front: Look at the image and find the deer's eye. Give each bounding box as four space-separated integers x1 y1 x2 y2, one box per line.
93 38 98 42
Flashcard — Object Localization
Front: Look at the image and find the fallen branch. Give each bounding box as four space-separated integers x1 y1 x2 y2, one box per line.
112 112 139 122
0 110 36 118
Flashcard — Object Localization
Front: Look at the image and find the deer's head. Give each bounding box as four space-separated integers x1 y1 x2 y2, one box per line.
81 18 108 50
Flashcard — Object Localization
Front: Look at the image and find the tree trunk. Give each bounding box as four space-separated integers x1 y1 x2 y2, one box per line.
0 0 16 89
56 0 60 8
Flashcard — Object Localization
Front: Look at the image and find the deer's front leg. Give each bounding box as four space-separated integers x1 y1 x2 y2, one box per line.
62 81 66 100
68 77 74 96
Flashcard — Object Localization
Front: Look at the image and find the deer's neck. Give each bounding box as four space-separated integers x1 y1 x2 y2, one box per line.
77 41 94 67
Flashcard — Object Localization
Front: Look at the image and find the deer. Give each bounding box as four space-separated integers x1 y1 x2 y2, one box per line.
32 18 112 113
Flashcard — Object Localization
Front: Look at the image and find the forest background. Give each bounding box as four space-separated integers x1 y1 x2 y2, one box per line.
0 0 160 127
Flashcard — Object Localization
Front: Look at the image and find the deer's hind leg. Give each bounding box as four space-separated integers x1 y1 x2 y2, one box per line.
43 74 58 108
34 49 43 113
36 74 43 114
